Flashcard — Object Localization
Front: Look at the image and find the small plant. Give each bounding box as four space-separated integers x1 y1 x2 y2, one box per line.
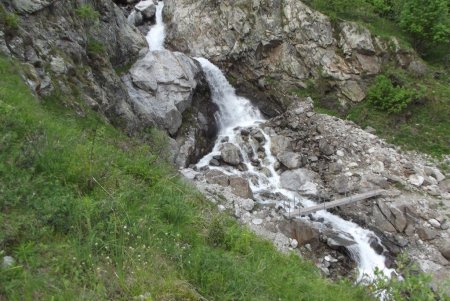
207 216 225 247
0 5 19 32
87 38 105 55
75 4 100 24
366 75 417 113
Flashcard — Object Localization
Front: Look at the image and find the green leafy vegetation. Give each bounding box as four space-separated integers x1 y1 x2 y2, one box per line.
87 38 106 55
0 5 20 33
75 4 100 24
0 56 373 300
366 75 420 114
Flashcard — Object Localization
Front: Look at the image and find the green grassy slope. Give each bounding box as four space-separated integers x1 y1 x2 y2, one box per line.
0 56 371 300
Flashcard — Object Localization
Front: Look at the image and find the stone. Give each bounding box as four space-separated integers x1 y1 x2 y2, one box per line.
408 60 427 76
324 255 338 263
438 241 450 261
391 206 407 233
336 150 345 157
280 168 316 191
135 1 156 19
279 220 320 246
371 161 385 173
318 140 334 156
221 143 242 166
209 159 220 166
0 31 10 56
235 198 255 211
289 238 299 248
373 206 396 232
428 219 441 229
440 220 449 230
270 135 292 155
127 50 202 135
423 166 445 182
252 218 263 225
229 176 253 199
439 179 450 193
12 0 56 14
127 10 144 27
205 170 229 187
1 256 15 269
277 151 303 169
333 175 352 194
416 226 438 241
326 235 356 250
409 174 424 187
340 80 366 103
339 22 375 56
50 56 67 75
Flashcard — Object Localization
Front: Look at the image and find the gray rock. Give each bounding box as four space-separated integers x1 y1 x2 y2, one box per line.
280 168 316 191
135 1 156 19
439 179 450 193
277 151 303 169
205 169 229 187
229 176 253 199
423 166 445 182
390 206 407 233
0 31 10 56
373 206 396 232
408 174 424 187
127 10 144 27
220 143 242 166
428 219 441 229
438 241 450 261
279 220 320 247
326 235 356 250
416 226 438 241
1 256 15 269
339 22 375 56
371 161 385 173
12 0 56 14
235 198 255 211
270 135 292 156
318 140 334 156
339 80 366 103
333 175 352 194
128 50 202 135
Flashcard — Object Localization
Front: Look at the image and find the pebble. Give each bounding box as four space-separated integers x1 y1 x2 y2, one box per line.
324 255 338 263
336 150 344 157
252 218 263 225
289 238 299 248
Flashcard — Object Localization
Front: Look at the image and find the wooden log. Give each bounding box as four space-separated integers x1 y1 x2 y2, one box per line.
284 189 385 219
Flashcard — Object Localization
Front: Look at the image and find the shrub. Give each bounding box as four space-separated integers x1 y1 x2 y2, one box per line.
366 75 417 113
0 5 19 32
87 38 105 55
75 4 100 24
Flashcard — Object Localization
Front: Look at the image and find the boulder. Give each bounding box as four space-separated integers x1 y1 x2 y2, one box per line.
235 198 255 211
127 10 144 27
270 135 292 156
339 80 366 103
127 50 202 135
11 0 56 14
332 175 353 194
339 22 375 56
439 179 450 193
205 170 229 187
220 143 242 166
280 168 316 191
277 151 303 169
326 234 357 250
408 174 424 187
423 166 445 183
373 206 396 232
135 1 156 19
416 226 438 241
229 176 253 199
279 220 320 247
390 206 407 233
318 140 334 156
438 241 450 261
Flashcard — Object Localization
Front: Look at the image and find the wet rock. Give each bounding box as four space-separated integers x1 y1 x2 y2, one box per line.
229 176 253 199
416 226 438 241
209 158 220 166
205 170 229 187
277 151 303 169
326 235 356 250
221 143 242 166
135 1 156 20
369 237 384 255
127 10 144 26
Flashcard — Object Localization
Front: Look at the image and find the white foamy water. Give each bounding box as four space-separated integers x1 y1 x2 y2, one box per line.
146 1 165 51
194 57 394 282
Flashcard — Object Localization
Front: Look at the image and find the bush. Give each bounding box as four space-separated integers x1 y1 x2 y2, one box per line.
0 5 19 32
366 75 417 113
75 4 100 24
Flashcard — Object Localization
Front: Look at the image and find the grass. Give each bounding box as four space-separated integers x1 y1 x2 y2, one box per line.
0 56 372 300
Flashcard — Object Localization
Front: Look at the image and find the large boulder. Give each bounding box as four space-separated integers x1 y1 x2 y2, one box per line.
279 220 320 247
277 151 303 169
135 1 156 20
229 176 253 199
270 135 292 156
280 168 316 191
220 143 242 166
127 50 202 135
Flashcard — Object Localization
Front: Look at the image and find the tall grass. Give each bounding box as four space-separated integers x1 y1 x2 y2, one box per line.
0 56 371 300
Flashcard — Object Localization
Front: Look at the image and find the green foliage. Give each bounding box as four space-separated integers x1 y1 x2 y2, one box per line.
0 5 19 32
399 0 450 51
0 56 371 300
75 4 100 24
369 254 447 300
86 38 105 55
366 75 418 113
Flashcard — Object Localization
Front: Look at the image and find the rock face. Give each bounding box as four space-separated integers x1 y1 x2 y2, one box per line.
126 50 203 135
1 0 147 131
164 0 421 111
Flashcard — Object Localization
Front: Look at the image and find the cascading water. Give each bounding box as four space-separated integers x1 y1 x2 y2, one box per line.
194 58 394 282
146 1 165 51
146 0 394 282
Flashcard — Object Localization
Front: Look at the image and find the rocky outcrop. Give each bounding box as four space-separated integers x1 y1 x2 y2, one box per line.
0 0 147 130
164 0 422 112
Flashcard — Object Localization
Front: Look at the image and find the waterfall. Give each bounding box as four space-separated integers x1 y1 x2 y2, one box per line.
194 57 395 282
145 1 394 282
146 1 165 51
